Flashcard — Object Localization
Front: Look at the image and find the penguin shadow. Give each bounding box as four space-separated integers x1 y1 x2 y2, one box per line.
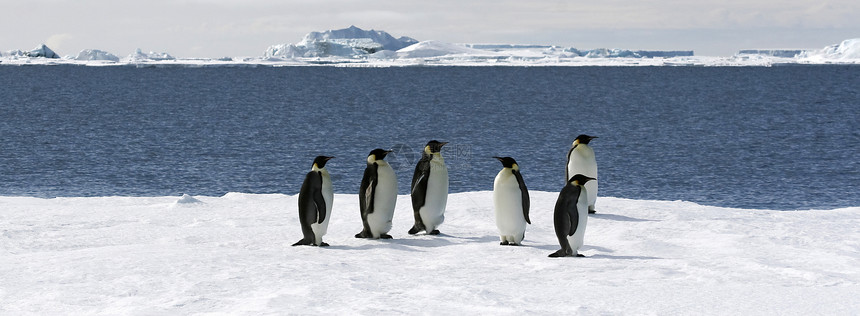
531 244 662 260
436 233 499 243
325 241 425 252
324 233 492 252
590 213 658 222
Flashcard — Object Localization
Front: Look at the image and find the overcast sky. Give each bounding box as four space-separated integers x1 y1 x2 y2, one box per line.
2 0 858 58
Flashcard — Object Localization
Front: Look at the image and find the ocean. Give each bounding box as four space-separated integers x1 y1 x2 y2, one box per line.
1 65 857 210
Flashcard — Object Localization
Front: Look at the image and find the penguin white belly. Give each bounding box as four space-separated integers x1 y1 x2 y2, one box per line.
419 160 448 232
367 163 397 237
311 170 333 245
567 187 589 253
567 146 598 209
493 170 526 243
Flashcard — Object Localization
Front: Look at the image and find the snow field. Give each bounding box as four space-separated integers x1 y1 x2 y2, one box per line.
1 192 858 315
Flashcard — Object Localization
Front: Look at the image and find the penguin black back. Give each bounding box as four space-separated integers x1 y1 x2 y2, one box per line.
293 155 333 246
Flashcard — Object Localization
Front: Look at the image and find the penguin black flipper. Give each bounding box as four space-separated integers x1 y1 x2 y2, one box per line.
565 184 582 237
301 170 327 223
551 187 573 257
356 163 378 238
409 154 431 234
295 170 325 246
513 169 530 224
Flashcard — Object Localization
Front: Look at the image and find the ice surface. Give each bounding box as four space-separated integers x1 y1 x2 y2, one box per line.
1 192 858 314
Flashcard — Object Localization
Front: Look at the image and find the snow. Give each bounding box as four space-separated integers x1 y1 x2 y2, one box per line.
2 192 858 314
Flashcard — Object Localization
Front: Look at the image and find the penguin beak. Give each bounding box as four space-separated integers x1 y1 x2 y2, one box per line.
492 156 504 161
325 156 335 161
439 142 449 147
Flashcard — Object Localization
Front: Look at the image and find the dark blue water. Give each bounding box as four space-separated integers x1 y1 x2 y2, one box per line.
1 65 857 210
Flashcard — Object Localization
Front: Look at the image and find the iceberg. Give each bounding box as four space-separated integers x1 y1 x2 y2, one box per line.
800 38 860 61
127 48 176 62
396 40 498 58
583 48 641 58
737 49 804 58
264 25 418 59
0 49 26 58
75 49 120 62
25 44 59 58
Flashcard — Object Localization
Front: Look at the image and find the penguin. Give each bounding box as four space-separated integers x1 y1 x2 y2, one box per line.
356 149 398 239
492 157 530 246
293 156 334 247
549 174 596 257
409 140 449 235
566 134 598 214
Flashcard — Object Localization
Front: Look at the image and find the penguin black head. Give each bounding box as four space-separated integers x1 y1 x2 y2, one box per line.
568 174 596 185
574 134 598 145
368 148 393 161
493 156 519 169
425 140 448 154
312 156 335 169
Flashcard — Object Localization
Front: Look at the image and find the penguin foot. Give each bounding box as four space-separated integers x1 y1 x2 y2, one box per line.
428 230 441 235
500 240 510 245
548 249 574 257
588 210 596 214
408 226 423 235
355 231 372 239
576 253 586 257
292 239 312 246
318 242 330 247
380 234 393 239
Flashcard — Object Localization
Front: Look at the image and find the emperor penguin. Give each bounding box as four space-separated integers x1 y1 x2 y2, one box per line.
492 157 530 246
409 140 449 235
566 134 598 214
356 149 398 239
293 156 335 247
549 174 596 257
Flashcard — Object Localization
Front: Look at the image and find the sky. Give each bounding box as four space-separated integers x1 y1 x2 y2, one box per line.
2 0 858 58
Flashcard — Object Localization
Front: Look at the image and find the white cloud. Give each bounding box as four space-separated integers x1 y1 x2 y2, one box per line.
45 33 75 52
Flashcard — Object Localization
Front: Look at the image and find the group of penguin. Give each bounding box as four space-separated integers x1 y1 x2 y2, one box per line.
293 135 599 258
